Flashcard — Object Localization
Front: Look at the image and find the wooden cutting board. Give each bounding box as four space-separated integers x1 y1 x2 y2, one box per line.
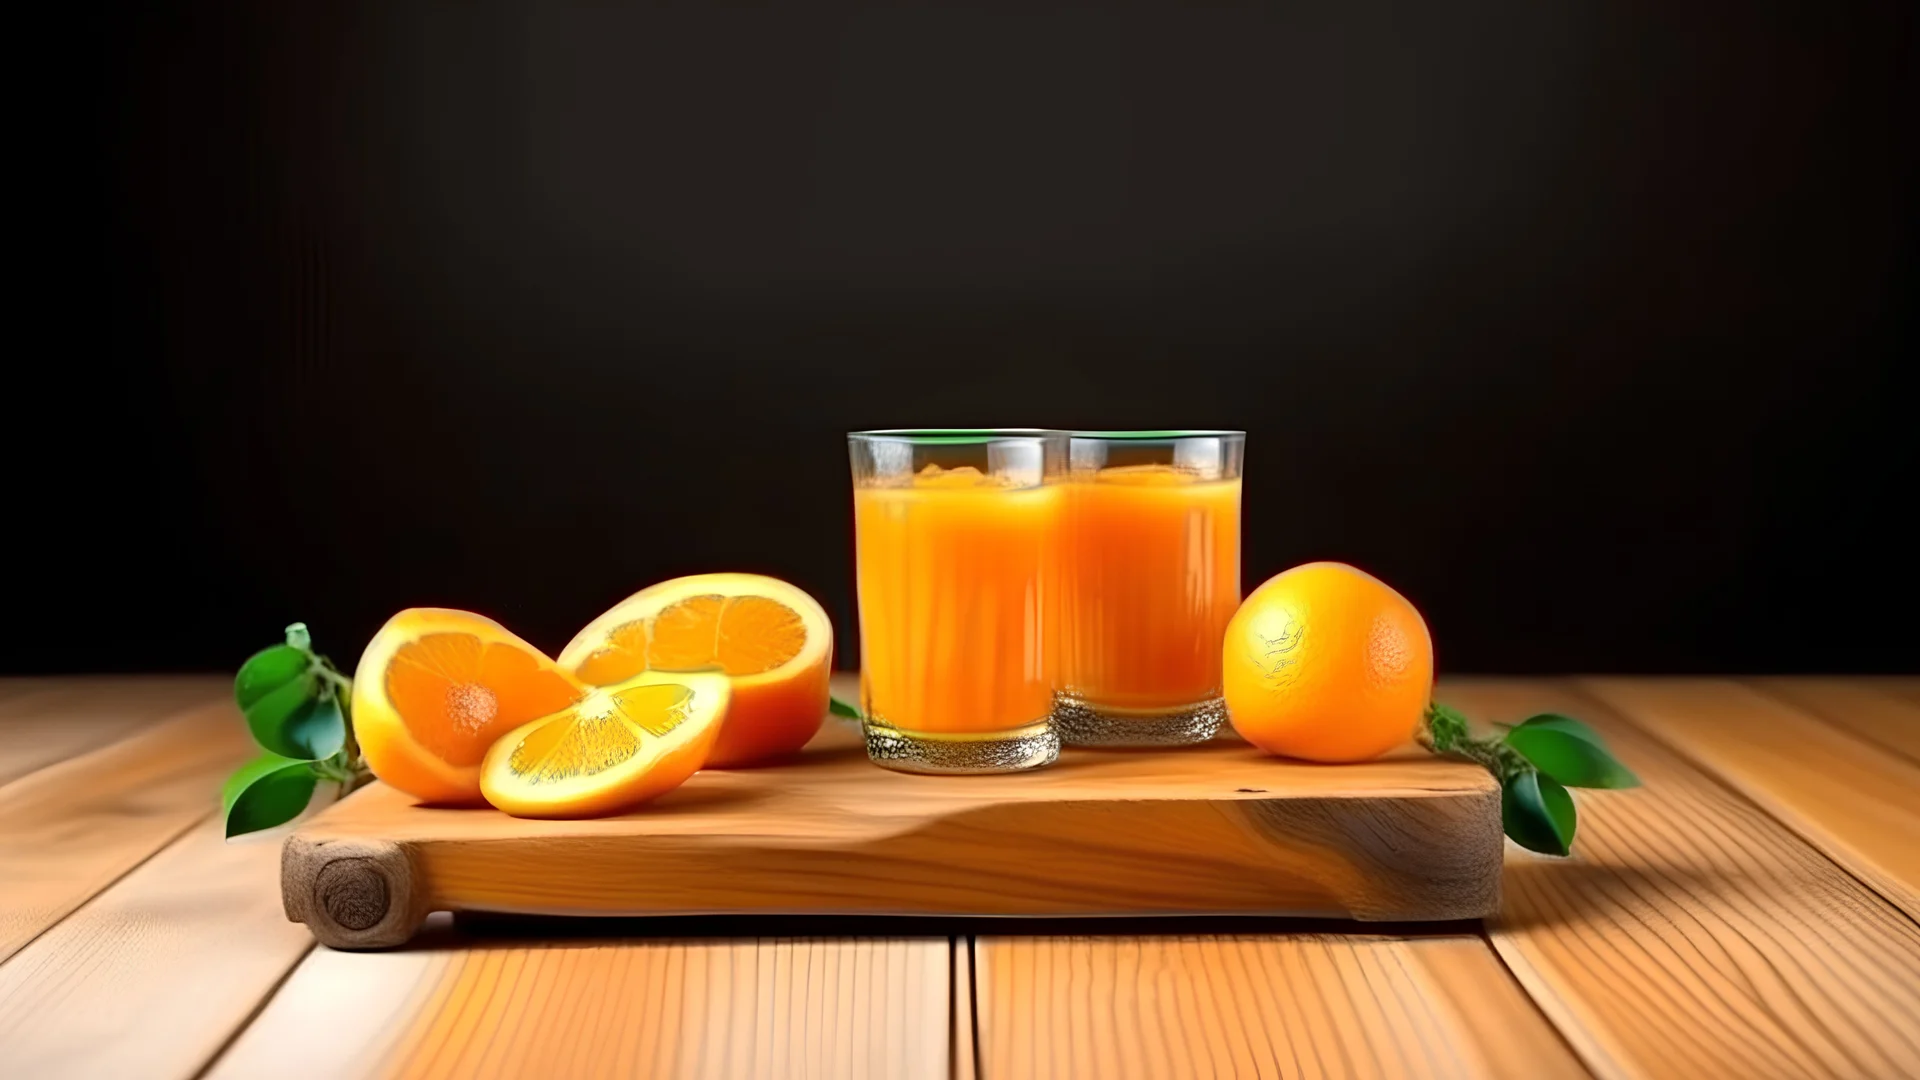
283 719 1502 948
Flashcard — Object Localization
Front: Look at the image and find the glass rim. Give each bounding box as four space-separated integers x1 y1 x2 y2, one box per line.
1069 429 1245 440
848 428 1062 446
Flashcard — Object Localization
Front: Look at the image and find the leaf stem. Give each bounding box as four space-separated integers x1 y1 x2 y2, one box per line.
302 650 363 777
1420 703 1532 781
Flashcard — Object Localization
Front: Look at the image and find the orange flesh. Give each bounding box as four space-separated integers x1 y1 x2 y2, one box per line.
577 595 807 685
502 684 693 784
575 622 649 686
385 632 580 765
506 713 640 783
1061 467 1241 708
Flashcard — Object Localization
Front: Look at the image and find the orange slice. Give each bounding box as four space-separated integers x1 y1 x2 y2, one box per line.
558 573 832 767
480 670 729 818
352 608 582 805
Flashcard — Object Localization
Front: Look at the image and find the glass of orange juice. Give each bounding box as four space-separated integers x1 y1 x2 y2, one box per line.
1056 430 1244 746
849 429 1067 773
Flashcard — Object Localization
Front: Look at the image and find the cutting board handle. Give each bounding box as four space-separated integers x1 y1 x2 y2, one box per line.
282 836 428 950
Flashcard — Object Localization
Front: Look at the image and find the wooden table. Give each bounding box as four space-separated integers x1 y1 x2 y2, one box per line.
2 675 1917 1079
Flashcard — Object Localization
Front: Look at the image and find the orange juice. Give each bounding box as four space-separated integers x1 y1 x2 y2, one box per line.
1061 464 1241 710
854 465 1061 733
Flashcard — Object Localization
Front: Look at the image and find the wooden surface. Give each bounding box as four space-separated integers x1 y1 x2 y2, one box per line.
208 932 950 1080
283 722 1503 946
0 696 254 961
1445 679 1920 1080
975 934 1586 1079
1 675 1917 1079
1749 677 1920 763
0 819 313 1079
0 677 224 788
1577 677 1920 919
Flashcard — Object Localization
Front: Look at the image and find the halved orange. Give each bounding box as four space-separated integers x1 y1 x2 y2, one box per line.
480 670 729 818
558 573 832 767
352 608 582 805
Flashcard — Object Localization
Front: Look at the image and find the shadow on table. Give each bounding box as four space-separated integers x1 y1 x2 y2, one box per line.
415 911 1491 950
1492 851 1840 934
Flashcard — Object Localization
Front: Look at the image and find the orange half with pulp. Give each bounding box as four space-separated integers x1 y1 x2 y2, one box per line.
352 608 582 804
558 573 832 767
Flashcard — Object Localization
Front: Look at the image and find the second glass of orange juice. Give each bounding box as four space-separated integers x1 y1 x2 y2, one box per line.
849 429 1067 773
1057 430 1244 746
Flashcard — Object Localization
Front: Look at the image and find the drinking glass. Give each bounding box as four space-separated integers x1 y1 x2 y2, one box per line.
1056 430 1245 746
849 429 1067 773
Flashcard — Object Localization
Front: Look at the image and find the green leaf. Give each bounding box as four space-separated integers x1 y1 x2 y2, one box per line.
222 753 319 837
222 751 299 811
1510 713 1607 747
828 695 862 720
1503 770 1577 856
291 692 348 760
243 677 347 761
234 644 310 711
1505 725 1640 789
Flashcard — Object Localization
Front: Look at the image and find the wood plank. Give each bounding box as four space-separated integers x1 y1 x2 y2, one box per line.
205 934 950 1079
1846 675 1920 709
1577 676 1920 918
283 722 1501 947
974 933 1586 1079
1441 678 1920 1080
1748 676 1920 764
0 687 259 957
1409 936 1593 1079
0 819 315 1080
0 677 57 706
0 676 227 787
0 696 254 961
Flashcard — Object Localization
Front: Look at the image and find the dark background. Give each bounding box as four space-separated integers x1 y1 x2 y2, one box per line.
21 2 1916 674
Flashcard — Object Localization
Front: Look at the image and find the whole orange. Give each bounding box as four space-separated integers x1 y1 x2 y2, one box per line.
1222 561 1433 762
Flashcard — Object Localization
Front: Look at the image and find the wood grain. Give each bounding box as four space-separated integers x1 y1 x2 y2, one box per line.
1871 676 1920 710
1443 678 1920 1080
0 676 226 787
0 677 58 706
0 696 254 961
974 933 1585 1079
1577 676 1920 918
286 721 1500 945
1747 676 1920 764
206 934 950 1080
0 819 315 1080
